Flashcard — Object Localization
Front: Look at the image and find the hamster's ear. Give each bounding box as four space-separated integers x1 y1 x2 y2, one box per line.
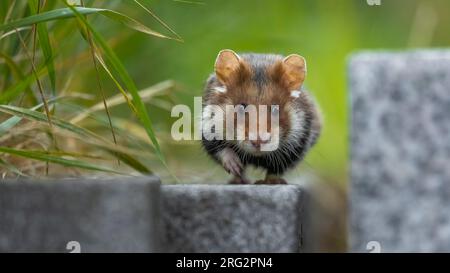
214 49 242 85
281 54 307 90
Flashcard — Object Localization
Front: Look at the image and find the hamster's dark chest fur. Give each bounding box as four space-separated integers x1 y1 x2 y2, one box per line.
202 109 315 175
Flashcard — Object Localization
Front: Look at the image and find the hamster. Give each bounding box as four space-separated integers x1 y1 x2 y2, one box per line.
201 49 322 184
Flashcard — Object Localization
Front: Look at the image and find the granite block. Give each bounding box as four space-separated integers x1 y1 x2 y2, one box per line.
0 176 162 253
161 185 307 253
350 51 450 252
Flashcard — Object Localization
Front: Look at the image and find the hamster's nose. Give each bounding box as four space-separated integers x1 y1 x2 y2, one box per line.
250 138 270 149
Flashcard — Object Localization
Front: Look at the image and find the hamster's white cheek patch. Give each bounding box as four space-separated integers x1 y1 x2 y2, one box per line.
291 90 302 98
213 86 227 93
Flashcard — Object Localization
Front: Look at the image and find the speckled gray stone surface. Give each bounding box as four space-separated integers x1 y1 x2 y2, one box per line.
0 176 162 253
350 51 450 252
161 185 307 253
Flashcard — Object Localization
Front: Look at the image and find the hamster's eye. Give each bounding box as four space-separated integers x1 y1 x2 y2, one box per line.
271 105 280 115
237 103 248 113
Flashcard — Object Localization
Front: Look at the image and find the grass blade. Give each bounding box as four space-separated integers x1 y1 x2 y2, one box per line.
70 80 175 124
0 105 95 139
0 157 28 177
77 2 119 156
98 9 180 41
28 0 56 95
133 0 183 42
0 26 32 40
0 96 71 135
110 151 152 174
16 29 53 130
0 146 123 174
0 7 179 41
0 64 47 104
93 53 137 114
0 51 37 104
0 52 25 81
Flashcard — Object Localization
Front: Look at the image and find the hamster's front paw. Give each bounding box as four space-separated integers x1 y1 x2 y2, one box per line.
229 176 251 184
218 148 243 177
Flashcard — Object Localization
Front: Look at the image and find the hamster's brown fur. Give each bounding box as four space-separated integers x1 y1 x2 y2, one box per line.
202 50 322 184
